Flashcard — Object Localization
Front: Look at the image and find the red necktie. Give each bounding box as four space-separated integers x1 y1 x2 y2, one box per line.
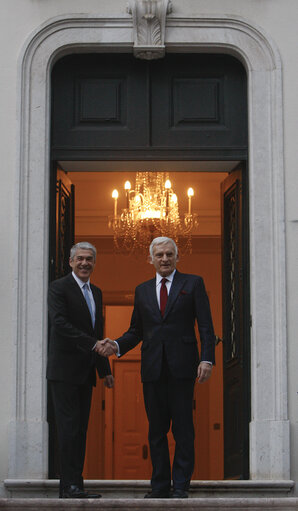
160 278 168 317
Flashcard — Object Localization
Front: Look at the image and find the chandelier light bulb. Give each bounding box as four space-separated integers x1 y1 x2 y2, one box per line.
165 179 171 189
112 189 118 217
187 187 194 214
124 181 131 208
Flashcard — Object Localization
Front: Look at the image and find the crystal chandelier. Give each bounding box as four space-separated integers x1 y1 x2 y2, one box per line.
108 172 198 255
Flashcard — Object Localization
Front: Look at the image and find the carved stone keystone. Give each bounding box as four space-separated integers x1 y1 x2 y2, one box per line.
127 0 172 59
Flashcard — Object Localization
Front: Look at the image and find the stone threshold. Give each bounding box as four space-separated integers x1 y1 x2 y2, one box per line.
1 497 298 511
3 479 295 499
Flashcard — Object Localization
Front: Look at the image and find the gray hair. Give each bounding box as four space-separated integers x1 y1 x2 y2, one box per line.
70 242 97 261
149 237 178 258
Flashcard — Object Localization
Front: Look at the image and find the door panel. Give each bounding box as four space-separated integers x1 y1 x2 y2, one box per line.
51 53 247 160
51 54 149 155
55 177 75 278
48 168 75 479
151 55 247 154
113 360 152 479
221 165 250 479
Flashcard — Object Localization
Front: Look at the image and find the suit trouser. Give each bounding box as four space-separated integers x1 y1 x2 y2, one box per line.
50 378 93 495
143 361 196 492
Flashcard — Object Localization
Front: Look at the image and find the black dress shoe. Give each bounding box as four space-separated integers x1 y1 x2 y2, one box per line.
171 489 188 498
144 490 170 498
60 485 87 498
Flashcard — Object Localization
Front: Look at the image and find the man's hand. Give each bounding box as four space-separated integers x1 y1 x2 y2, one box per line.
95 338 118 357
104 374 114 388
197 362 212 383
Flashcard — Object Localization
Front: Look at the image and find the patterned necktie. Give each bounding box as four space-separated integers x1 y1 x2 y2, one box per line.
83 283 95 328
160 278 168 317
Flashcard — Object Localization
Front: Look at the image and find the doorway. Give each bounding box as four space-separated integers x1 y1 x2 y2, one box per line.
49 50 250 480
52 167 246 480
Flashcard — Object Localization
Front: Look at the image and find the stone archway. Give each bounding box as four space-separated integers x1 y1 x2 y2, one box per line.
9 12 289 482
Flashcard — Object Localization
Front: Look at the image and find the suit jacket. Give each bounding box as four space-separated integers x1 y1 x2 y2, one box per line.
116 271 215 382
47 272 111 385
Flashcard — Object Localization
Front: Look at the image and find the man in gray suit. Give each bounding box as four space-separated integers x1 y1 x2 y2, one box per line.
97 236 215 499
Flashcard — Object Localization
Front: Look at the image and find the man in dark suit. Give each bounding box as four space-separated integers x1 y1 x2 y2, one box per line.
97 236 215 499
47 241 114 499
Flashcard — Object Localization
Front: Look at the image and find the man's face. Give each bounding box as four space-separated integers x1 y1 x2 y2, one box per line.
69 248 95 282
150 242 178 277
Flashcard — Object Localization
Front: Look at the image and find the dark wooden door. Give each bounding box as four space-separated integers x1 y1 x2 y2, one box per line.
51 53 247 161
221 165 250 479
49 173 75 281
48 169 75 479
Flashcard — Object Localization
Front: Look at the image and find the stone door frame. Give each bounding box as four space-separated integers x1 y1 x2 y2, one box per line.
9 13 289 480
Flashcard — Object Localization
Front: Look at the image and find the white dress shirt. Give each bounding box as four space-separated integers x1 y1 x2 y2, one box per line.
155 270 176 308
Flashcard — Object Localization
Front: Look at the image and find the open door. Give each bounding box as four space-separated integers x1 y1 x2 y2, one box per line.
48 167 75 478
221 164 250 479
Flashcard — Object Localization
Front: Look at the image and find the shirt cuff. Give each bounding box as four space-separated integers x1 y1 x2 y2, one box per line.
201 360 213 366
114 340 121 357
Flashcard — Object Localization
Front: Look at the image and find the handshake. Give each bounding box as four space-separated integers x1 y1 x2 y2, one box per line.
94 338 118 357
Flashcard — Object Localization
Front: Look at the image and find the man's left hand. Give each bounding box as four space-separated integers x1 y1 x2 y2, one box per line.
197 362 212 383
104 374 114 388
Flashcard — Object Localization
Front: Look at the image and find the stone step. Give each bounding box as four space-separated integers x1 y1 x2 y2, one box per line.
1 497 298 511
3 479 295 499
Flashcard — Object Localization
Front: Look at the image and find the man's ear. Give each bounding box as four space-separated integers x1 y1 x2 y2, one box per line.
147 255 153 264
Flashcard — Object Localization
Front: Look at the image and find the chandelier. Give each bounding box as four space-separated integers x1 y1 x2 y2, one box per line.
108 172 198 255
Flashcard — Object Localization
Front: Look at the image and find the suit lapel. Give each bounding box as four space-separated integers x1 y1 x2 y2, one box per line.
145 278 161 317
163 271 186 320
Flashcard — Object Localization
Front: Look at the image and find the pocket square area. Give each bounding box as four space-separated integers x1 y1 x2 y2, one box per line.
180 290 187 295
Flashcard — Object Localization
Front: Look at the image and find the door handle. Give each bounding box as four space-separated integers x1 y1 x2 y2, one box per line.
142 444 148 460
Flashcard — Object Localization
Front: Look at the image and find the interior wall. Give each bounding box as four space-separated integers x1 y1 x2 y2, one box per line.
69 171 227 237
